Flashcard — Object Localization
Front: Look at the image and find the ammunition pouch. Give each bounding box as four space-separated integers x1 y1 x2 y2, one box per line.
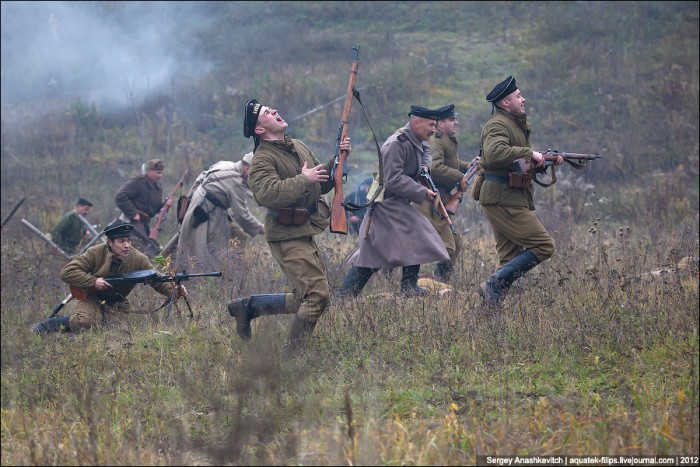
176 196 189 224
278 207 310 226
191 204 209 228
507 172 532 190
471 171 485 201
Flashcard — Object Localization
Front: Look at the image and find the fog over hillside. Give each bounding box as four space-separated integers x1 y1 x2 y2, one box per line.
0 1 211 111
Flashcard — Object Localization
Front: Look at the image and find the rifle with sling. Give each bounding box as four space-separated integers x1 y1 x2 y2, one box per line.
512 149 603 188
443 156 481 216
419 168 458 237
330 45 360 234
149 169 189 240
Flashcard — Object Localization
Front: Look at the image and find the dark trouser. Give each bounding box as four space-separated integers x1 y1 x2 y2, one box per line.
340 265 428 297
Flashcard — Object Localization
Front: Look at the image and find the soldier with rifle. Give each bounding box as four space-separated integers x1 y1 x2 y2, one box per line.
226 98 351 353
114 159 166 257
476 76 564 308
32 221 188 334
339 105 449 298
414 104 470 282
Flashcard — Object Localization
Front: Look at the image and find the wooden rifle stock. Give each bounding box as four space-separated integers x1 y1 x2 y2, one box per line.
419 168 458 237
149 169 189 240
444 157 481 216
330 45 360 235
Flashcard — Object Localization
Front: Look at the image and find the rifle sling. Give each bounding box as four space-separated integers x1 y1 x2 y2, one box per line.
343 88 384 212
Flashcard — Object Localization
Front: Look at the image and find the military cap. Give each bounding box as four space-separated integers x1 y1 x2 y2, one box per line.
486 76 518 103
244 98 262 138
437 104 456 120
242 152 254 165
407 105 441 121
104 221 134 240
147 159 165 171
77 198 93 207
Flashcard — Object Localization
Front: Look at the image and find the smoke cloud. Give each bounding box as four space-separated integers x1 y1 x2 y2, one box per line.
1 1 211 111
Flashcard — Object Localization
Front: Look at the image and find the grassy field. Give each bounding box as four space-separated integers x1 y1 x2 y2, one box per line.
1 2 698 464
1 212 697 465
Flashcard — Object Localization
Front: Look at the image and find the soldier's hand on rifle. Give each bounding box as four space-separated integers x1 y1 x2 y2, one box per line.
94 277 113 291
339 137 352 155
458 177 469 192
302 162 329 184
532 151 546 168
552 155 564 166
425 188 438 201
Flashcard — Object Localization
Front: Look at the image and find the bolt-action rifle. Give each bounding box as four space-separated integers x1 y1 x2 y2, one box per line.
512 149 603 187
329 44 360 235
149 169 189 240
443 156 481 216
419 168 458 237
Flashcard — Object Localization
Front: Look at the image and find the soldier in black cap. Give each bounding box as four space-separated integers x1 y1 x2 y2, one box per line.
50 197 94 254
414 104 472 282
32 221 187 334
475 76 563 307
339 105 449 298
228 98 351 353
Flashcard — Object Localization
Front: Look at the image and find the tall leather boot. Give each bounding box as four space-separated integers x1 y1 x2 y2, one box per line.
32 315 72 334
478 250 540 307
400 265 429 297
227 293 292 341
286 316 317 353
434 261 454 282
339 266 376 298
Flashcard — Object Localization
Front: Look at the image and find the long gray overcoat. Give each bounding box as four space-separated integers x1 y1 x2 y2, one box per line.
347 123 449 268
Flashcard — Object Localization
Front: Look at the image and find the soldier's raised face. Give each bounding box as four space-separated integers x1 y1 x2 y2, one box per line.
108 237 132 258
410 116 437 142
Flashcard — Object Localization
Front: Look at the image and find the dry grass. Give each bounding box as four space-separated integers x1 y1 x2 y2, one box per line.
1 215 698 465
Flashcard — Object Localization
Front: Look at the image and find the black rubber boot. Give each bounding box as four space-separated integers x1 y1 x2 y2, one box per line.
400 265 429 297
434 261 454 282
478 250 540 307
227 293 290 341
339 266 376 298
286 316 317 354
32 315 72 334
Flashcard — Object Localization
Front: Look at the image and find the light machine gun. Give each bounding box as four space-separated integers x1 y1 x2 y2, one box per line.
67 269 222 319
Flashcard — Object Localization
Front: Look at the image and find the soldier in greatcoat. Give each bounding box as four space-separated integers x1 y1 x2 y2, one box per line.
476 76 563 307
226 99 351 352
32 222 187 334
339 105 449 297
176 152 264 271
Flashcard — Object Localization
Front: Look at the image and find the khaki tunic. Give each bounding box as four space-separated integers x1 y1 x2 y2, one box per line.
60 243 173 329
177 160 263 271
247 136 335 322
478 109 554 264
348 123 449 268
51 211 84 254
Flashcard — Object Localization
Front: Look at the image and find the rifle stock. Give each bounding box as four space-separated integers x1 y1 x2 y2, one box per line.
149 169 189 240
419 168 458 237
330 45 360 235
444 157 481 216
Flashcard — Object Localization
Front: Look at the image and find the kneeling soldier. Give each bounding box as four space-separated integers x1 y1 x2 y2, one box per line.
32 221 187 333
